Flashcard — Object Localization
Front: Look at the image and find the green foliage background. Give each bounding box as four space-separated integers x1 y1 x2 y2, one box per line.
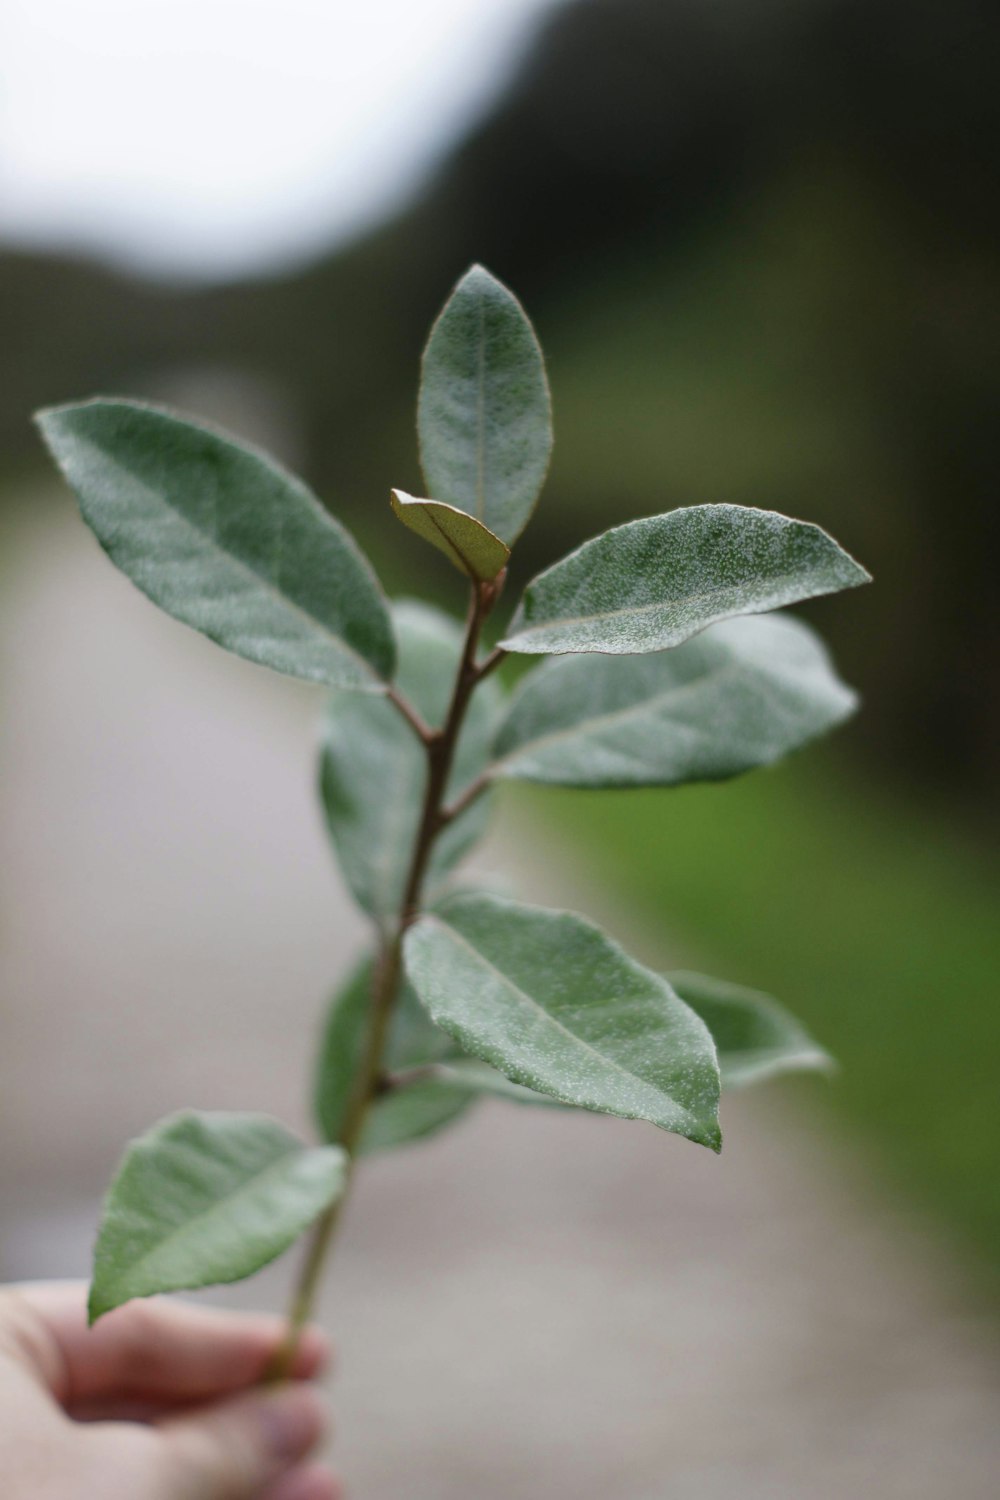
523 762 999 1291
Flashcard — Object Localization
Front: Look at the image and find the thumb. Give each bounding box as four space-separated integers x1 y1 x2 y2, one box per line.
157 1382 328 1499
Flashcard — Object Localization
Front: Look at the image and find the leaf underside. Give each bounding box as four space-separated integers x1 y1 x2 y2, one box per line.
36 399 395 690
502 504 871 656
89 1112 347 1322
390 490 510 581
403 893 721 1149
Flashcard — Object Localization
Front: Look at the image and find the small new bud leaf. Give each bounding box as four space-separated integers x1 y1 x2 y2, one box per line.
390 489 510 581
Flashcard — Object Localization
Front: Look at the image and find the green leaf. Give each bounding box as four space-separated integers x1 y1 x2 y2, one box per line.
360 1082 473 1154
361 1059 562 1154
433 1058 566 1108
491 612 857 788
501 504 870 656
668 972 833 1088
314 949 471 1155
36 399 395 690
313 956 371 1145
403 893 722 1149
314 953 459 1146
390 489 510 581
384 963 460 1072
418 265 552 545
320 600 502 921
89 1112 347 1323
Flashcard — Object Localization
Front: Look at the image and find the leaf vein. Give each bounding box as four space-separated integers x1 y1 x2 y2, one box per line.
421 917 699 1125
119 1144 334 1286
80 435 384 684
507 567 839 644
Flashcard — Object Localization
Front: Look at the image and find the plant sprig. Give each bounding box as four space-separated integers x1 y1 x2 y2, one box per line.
34 264 869 1376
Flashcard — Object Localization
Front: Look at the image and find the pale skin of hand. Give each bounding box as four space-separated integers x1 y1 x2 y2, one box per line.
0 1282 341 1500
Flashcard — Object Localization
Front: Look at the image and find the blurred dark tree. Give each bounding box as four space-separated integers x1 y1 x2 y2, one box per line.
2 0 997 800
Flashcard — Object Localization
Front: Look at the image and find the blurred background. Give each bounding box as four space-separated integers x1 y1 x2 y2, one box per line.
1 1 998 1495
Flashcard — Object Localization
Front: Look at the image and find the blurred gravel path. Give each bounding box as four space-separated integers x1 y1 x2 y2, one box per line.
2 498 997 1499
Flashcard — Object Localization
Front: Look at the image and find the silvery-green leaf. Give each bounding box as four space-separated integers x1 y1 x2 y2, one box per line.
501 504 870 656
403 893 721 1149
89 1112 347 1323
390 489 510 581
360 1081 473 1154
320 601 503 921
385 965 459 1072
36 400 395 689
314 953 459 1146
313 957 371 1145
492 613 857 788
362 1058 564 1155
434 1058 566 1108
418 265 552 545
668 972 834 1088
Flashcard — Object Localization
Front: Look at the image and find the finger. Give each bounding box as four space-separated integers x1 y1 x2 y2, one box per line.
263 1461 343 1500
9 1283 328 1406
158 1382 328 1500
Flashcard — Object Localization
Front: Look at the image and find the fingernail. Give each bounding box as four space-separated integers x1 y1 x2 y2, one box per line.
257 1384 328 1461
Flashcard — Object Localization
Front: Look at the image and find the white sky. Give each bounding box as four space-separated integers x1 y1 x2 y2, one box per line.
0 0 554 281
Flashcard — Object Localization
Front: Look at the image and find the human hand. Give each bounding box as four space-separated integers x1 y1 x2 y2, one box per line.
0 1281 340 1500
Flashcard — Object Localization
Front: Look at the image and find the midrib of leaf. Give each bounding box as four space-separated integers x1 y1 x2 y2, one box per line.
423 916 705 1127
424 506 471 573
118 1143 330 1286
86 438 384 684
508 566 834 645
493 659 746 768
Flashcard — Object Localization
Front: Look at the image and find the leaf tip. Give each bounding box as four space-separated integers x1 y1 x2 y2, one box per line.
816 523 871 589
841 551 873 588
462 260 497 286
34 396 116 437
32 402 73 448
453 262 521 311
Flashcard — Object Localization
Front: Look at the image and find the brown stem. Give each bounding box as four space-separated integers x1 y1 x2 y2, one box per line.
265 943 402 1379
267 581 500 1379
385 684 434 744
379 1062 452 1092
476 644 508 682
398 587 488 923
438 769 493 827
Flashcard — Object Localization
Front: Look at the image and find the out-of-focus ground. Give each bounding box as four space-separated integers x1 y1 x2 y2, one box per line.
2 499 997 1499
